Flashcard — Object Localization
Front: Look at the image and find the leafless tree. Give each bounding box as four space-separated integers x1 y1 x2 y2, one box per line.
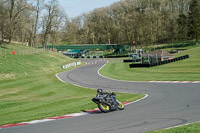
32 0 44 46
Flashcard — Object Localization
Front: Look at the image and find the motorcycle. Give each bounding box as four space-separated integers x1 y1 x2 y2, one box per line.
92 89 125 113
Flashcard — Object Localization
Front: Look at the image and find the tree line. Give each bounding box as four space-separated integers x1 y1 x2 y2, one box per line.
0 0 200 48
0 0 66 47
65 0 200 46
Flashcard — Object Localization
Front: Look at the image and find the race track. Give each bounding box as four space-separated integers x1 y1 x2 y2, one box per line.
1 59 200 133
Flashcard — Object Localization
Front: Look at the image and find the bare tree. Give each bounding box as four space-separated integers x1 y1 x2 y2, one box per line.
0 0 7 42
42 0 65 47
7 0 30 43
32 0 44 46
51 7 66 45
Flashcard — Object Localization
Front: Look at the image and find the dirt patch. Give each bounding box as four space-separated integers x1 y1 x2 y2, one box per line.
0 73 16 80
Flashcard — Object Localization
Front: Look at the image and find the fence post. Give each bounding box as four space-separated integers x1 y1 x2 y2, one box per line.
4 49 6 59
148 54 150 64
155 54 158 64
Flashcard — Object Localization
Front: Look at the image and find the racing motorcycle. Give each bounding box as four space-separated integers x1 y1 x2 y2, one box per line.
92 89 125 113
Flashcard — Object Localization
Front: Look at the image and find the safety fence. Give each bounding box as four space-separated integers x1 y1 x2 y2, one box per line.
0 47 45 59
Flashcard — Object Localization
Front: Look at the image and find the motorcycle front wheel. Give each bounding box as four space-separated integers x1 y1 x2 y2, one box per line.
98 103 111 113
117 101 125 110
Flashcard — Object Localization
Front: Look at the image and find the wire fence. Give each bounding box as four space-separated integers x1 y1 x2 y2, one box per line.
0 47 47 59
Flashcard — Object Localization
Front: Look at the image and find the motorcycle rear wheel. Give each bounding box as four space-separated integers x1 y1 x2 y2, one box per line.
117 101 125 110
98 103 111 113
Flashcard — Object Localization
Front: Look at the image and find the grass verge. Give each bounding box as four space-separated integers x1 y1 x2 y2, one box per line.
146 122 200 133
0 44 144 126
100 45 200 81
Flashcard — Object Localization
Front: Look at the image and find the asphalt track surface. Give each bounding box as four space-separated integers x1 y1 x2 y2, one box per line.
1 59 200 133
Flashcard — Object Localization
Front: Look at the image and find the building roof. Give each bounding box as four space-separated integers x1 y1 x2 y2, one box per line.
144 50 174 57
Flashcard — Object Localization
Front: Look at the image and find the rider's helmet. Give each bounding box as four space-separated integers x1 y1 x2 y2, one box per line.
97 88 103 94
111 92 116 96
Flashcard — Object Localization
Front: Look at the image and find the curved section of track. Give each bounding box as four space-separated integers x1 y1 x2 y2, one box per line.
2 59 200 133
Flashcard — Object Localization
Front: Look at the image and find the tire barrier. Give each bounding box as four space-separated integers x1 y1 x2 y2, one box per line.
106 55 128 58
81 56 104 59
62 61 81 69
123 59 132 62
123 59 141 62
130 55 189 68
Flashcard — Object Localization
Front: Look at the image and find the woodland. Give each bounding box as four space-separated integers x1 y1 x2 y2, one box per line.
0 0 200 47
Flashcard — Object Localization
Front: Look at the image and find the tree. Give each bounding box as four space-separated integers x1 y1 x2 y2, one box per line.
7 0 30 43
32 0 44 46
177 13 188 43
50 7 66 46
188 0 200 44
0 0 7 42
42 0 65 47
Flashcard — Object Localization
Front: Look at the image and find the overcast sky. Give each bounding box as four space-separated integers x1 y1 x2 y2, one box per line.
58 0 121 18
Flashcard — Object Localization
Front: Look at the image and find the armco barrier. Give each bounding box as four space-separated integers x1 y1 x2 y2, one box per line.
62 61 81 69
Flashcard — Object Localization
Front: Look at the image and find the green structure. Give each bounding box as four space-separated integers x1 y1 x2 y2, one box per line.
44 44 130 58
46 44 129 53
63 49 88 58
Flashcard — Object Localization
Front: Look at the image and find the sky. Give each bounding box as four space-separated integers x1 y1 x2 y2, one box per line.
58 0 121 18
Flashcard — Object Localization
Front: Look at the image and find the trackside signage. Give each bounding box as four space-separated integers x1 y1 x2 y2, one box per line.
62 61 81 69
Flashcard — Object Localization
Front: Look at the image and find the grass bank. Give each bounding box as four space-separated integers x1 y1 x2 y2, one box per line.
146 122 200 133
100 45 200 81
0 44 144 126
153 40 199 52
